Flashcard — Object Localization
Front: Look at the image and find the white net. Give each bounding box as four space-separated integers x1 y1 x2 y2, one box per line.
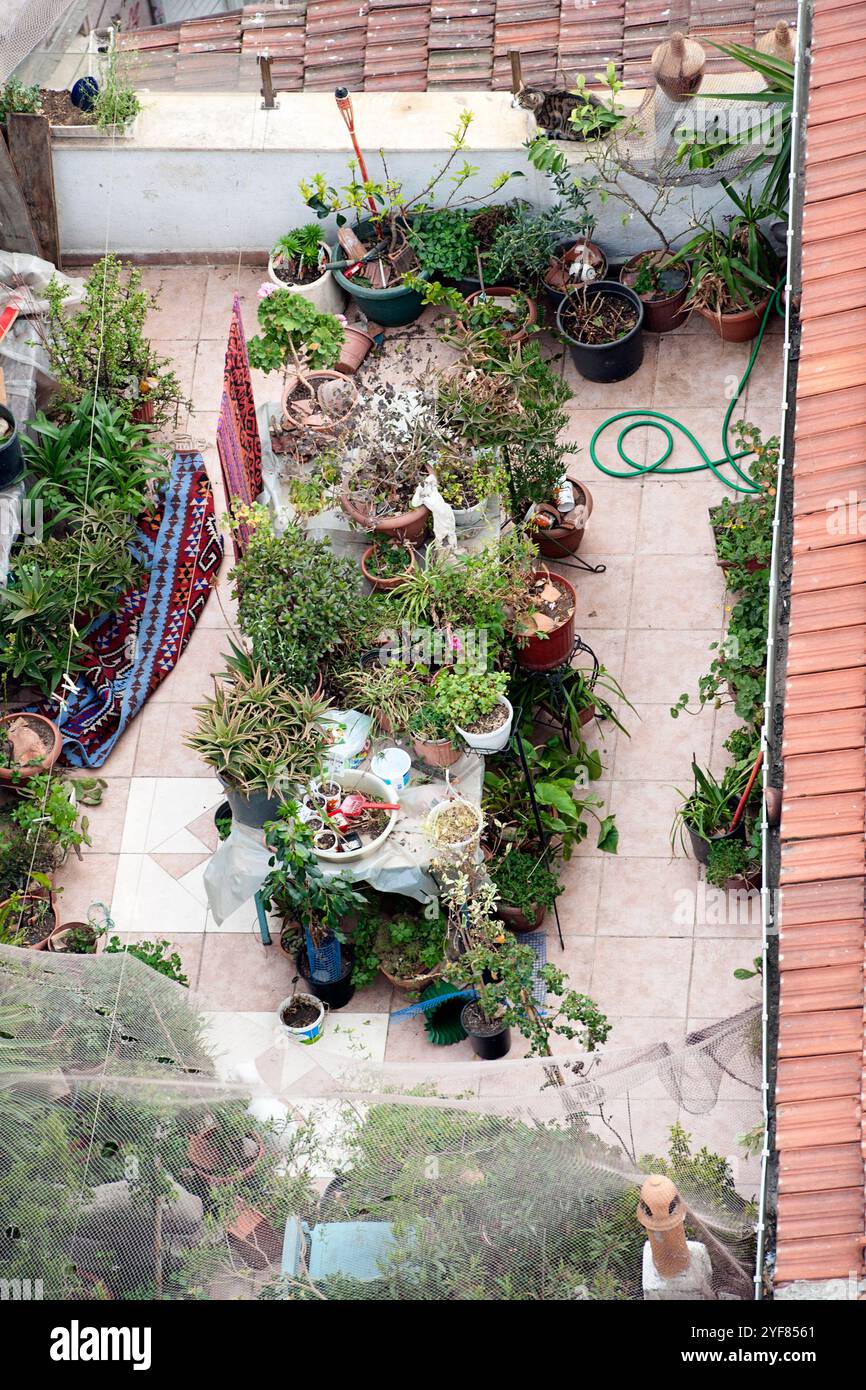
0 943 761 1300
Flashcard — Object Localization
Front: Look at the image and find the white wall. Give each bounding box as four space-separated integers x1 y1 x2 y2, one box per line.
51 90 759 260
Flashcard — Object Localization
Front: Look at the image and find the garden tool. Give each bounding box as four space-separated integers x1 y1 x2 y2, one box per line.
334 87 387 287
727 751 764 833
339 794 400 817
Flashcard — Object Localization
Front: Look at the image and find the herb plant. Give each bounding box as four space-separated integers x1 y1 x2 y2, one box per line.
488 848 563 917
247 290 345 374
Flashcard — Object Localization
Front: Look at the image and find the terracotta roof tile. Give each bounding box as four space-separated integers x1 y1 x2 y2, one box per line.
786 625 866 674
776 1187 865 1241
783 747 865 795
782 706 866 754
777 1139 864 1188
777 1053 863 1102
791 541 866 593
779 962 864 1013
791 465 866 514
779 877 864 926
779 833 865 884
776 1094 863 1147
789 584 866 633
775 1232 865 1281
784 666 866 716
780 790 866 839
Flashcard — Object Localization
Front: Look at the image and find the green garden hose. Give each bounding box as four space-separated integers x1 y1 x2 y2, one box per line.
588 283 784 495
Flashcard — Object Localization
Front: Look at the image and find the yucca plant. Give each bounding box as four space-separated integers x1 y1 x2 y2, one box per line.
705 42 795 219
671 183 778 316
187 663 330 798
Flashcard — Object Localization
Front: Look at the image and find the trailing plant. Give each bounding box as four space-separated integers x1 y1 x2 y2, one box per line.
38 256 185 426
187 661 330 798
247 288 345 374
709 423 777 569
230 507 362 688
406 208 477 281
488 847 563 917
0 816 58 898
104 936 189 985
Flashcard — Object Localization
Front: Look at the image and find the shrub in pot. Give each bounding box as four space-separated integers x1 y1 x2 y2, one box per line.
670 188 778 342
488 848 563 933
229 506 362 689
434 447 509 529
483 735 618 859
261 803 367 1009
360 537 417 592
431 665 513 754
338 659 429 738
186 661 330 828
351 903 447 992
340 387 435 541
410 701 462 769
556 281 644 383
671 757 754 864
247 286 346 375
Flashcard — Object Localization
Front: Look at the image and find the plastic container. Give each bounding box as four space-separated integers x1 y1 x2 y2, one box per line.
312 769 398 863
461 1003 512 1061
267 242 345 316
298 946 355 1009
455 697 513 754
277 992 326 1044
371 748 412 790
319 711 372 772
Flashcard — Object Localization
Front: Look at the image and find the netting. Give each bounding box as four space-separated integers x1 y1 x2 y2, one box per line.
0 0 85 84
0 943 761 1300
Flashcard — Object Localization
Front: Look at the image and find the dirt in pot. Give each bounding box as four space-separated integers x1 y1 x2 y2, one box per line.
281 996 320 1028
39 89 93 125
528 574 574 629
272 256 321 287
561 289 639 345
432 800 480 845
465 703 509 735
462 1001 505 1036
16 898 55 946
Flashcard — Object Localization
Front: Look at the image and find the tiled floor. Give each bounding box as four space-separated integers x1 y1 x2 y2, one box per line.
57 259 782 1084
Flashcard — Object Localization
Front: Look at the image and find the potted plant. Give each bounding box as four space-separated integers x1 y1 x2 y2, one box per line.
410 701 462 769
426 796 484 860
483 735 618 859
359 538 416 592
187 663 330 828
619 250 690 333
338 659 429 737
47 902 112 954
352 903 447 992
247 286 346 376
0 403 24 487
267 222 345 315
671 187 778 342
513 569 578 673
277 989 326 1044
671 757 753 864
434 447 509 529
189 1111 264 1186
340 387 434 541
488 848 564 933
510 661 635 744
0 713 62 784
706 829 761 893
431 666 513 754
556 281 644 383
261 804 368 1009
543 237 608 310
406 207 478 287
0 872 57 949
230 508 362 689
303 112 518 327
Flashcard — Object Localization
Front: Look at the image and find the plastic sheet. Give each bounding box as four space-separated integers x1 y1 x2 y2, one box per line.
0 252 84 422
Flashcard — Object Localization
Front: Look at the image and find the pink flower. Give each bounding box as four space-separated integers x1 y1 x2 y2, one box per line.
450 635 462 653
258 282 280 300
335 314 349 327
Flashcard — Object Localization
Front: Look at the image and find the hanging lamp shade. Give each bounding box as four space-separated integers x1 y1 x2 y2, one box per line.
756 21 796 66
651 31 706 102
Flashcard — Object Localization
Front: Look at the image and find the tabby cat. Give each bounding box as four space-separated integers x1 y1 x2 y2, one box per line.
515 84 605 141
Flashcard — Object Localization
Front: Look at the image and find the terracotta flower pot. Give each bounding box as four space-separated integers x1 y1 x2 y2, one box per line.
515 570 578 673
189 1125 264 1186
0 712 62 783
412 735 461 768
360 542 416 592
544 238 608 315
47 920 100 953
463 286 538 344
537 479 593 559
494 900 546 934
341 480 430 543
281 370 358 432
0 889 58 949
619 251 690 334
697 297 771 343
335 326 376 375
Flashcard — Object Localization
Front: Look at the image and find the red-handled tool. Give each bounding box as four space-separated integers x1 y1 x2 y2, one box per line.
340 794 400 817
727 751 763 833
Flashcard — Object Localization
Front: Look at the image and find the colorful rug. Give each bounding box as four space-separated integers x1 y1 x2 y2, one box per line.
216 292 262 558
46 453 223 769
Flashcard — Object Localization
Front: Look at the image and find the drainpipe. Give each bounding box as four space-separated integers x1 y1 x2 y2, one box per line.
754 0 811 1301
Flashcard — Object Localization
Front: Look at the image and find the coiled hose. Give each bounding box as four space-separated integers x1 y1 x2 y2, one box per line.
588 283 784 495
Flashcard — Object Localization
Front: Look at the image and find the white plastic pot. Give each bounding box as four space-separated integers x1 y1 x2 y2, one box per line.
455 696 513 754
451 499 488 530
427 796 484 856
277 992 325 1044
267 244 346 316
312 768 399 863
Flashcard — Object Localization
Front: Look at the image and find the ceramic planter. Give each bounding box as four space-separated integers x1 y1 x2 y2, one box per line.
360 542 416 591
277 992 326 1044
461 1002 511 1060
619 251 689 334
47 921 100 953
463 286 538 344
556 282 645 383
697 296 771 343
536 479 593 559
330 218 430 327
455 696 513 754
341 480 430 543
280 370 358 433
0 713 62 783
0 404 24 486
267 243 346 316
515 570 578 673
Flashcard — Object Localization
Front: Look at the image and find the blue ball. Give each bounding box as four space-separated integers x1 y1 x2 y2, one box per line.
71 76 99 112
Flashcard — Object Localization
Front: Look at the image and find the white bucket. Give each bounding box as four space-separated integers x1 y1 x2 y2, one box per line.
371 747 412 790
277 992 325 1044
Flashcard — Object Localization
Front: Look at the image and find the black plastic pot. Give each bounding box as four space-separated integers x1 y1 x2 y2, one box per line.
0 404 24 487
556 281 645 383
687 823 745 866
298 946 356 1010
460 1002 511 1060
220 778 283 830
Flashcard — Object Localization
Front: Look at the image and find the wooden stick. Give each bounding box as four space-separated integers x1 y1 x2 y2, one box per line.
509 50 523 94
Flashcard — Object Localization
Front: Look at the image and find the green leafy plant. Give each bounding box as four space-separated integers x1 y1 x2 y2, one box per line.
428 665 510 741
511 662 634 744
230 507 362 688
407 208 477 280
351 903 447 988
39 256 185 426
484 735 617 858
23 393 169 530
247 289 345 374
187 661 330 798
671 184 778 316
104 935 189 984
10 774 93 862
261 803 366 951
488 848 563 917
568 64 627 140
338 660 429 737
485 203 576 288
0 77 42 124
434 446 509 511
671 756 752 853
706 834 759 889
271 224 325 280
88 49 141 132
364 537 414 579
0 815 58 898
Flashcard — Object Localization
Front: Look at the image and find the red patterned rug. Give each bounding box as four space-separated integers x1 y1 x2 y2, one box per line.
216 292 262 559
43 452 223 768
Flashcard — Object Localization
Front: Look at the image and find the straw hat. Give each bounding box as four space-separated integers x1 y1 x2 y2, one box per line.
757 21 796 65
651 31 706 101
